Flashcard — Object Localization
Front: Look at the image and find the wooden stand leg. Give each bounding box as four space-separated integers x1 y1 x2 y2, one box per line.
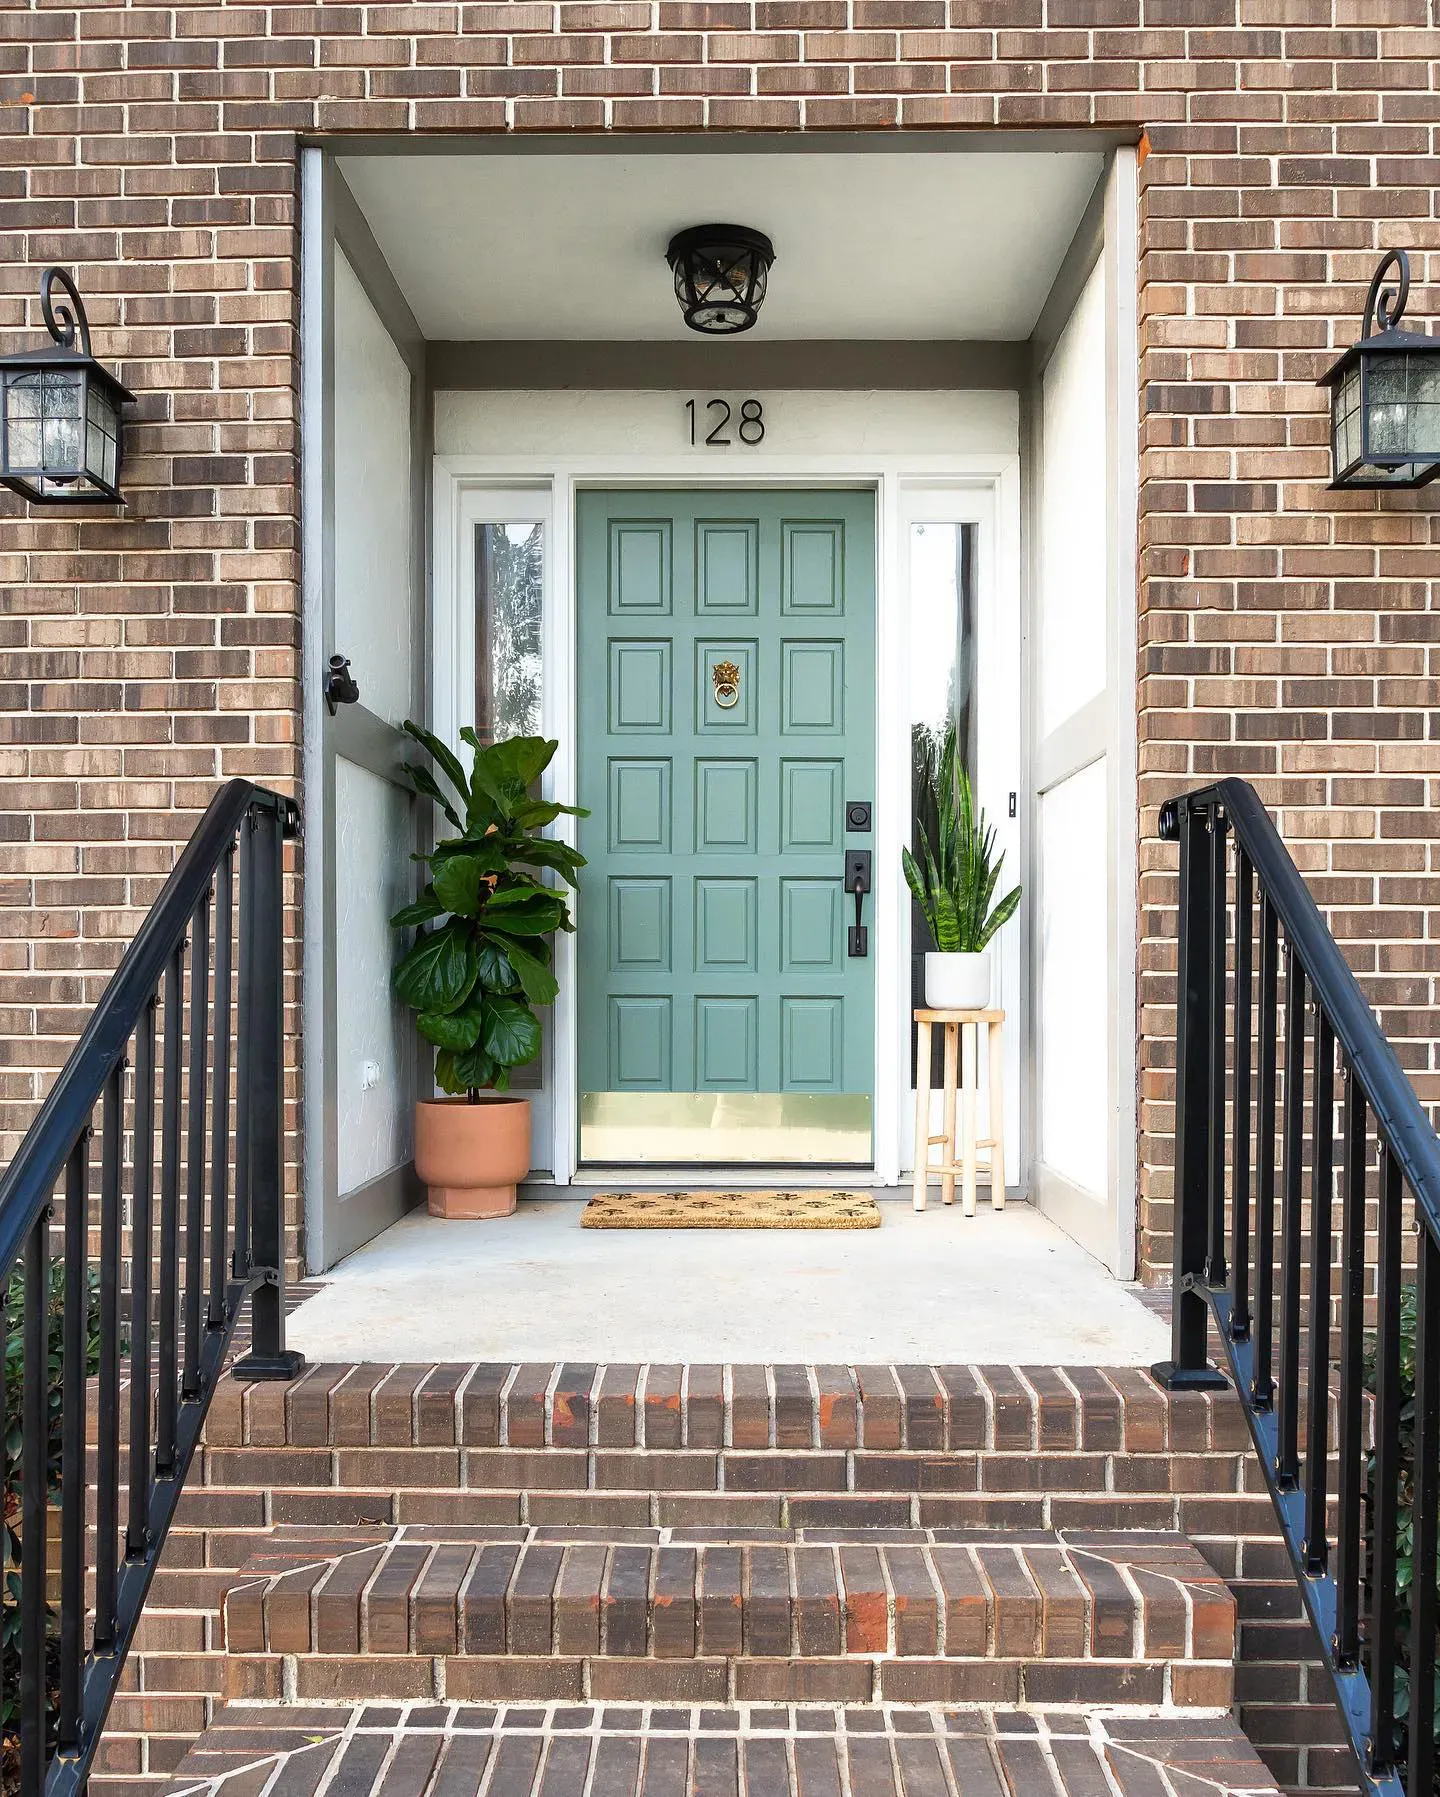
988 1015 1006 1210
940 1021 959 1207
912 1018 932 1212
962 1021 978 1218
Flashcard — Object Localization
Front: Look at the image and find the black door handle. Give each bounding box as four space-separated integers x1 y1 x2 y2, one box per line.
324 654 360 716
844 850 871 958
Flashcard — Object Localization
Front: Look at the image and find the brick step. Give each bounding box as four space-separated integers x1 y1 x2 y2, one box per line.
158 1700 1283 1797
206 1362 1245 1460
218 1524 1234 1709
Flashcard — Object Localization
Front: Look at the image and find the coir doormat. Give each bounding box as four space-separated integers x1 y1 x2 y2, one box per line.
580 1189 882 1230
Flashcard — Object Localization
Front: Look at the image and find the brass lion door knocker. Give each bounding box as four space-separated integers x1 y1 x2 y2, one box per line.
711 659 741 709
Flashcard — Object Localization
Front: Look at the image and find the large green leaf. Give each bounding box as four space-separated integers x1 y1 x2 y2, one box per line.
400 760 462 833
508 838 587 886
482 995 543 1067
485 735 556 792
433 854 488 918
502 939 559 1006
474 938 519 994
416 985 485 1051
436 1042 501 1095
454 1039 504 1089
403 720 471 814
482 891 568 937
485 880 571 927
512 797 589 827
393 922 477 1014
390 889 443 930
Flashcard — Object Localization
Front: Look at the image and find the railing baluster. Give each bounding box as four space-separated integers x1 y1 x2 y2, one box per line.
1276 941 1305 1489
20 1207 49 1796
1331 1062 1366 1668
58 1130 91 1754
127 995 157 1559
233 821 254 1280
1253 893 1279 1410
1207 808 1228 1287
1231 850 1254 1340
1369 1143 1403 1775
94 1060 125 1653
156 948 183 1476
208 841 234 1326
1152 796 1227 1391
183 890 211 1399
233 803 303 1380
1409 1221 1440 1797
1302 1012 1333 1575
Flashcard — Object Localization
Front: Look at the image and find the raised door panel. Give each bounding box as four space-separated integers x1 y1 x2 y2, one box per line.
609 519 672 616
696 520 758 615
781 519 845 616
609 640 671 732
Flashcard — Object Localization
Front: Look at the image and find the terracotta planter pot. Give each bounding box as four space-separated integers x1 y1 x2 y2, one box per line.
414 1094 530 1219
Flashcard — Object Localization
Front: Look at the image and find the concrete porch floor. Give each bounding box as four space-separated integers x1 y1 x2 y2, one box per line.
287 1198 1168 1365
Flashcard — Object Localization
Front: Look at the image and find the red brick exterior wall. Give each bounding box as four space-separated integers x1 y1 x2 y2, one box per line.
2 4 1437 1278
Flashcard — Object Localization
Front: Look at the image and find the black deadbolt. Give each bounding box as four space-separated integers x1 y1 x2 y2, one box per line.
845 799 872 832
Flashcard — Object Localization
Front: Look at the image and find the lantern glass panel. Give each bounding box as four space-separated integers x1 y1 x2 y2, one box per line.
41 367 84 474
5 370 44 468
86 382 119 489
1366 350 1440 463
1332 362 1362 478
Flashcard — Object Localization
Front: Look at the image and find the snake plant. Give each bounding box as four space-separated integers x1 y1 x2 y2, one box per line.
903 722 1021 954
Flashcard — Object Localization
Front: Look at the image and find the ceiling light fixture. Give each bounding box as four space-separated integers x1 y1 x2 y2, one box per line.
665 225 775 336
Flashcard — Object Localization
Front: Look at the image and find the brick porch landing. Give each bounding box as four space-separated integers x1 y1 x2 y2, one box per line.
163 1702 1283 1797
286 1202 1167 1364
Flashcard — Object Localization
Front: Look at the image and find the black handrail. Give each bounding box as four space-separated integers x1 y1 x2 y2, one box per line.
1154 777 1440 1797
0 779 306 1797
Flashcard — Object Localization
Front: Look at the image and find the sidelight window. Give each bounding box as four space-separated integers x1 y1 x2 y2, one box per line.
474 520 544 743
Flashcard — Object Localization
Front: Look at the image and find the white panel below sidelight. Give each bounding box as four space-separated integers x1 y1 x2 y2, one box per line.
1037 756 1108 1201
335 755 415 1194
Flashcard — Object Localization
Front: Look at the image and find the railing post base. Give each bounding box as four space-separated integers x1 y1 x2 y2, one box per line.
232 1347 305 1382
1149 1358 1229 1392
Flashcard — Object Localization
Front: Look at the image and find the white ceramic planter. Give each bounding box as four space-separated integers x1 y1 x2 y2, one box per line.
925 950 991 1011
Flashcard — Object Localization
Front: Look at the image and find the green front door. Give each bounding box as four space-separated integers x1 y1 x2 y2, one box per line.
576 489 877 1164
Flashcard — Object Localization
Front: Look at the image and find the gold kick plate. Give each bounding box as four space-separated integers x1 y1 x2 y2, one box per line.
579 1091 873 1164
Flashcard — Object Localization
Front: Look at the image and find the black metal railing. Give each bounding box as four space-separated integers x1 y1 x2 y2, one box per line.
0 780 305 1797
1154 778 1440 1797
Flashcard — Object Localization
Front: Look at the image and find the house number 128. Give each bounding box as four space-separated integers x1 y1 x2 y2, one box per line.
685 398 765 447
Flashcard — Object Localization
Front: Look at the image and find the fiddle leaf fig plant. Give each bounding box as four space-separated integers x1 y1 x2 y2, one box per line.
903 720 1020 954
391 724 587 1098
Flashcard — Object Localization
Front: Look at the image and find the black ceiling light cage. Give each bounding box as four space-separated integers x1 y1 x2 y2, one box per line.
666 224 775 336
0 267 132 505
1319 248 1440 489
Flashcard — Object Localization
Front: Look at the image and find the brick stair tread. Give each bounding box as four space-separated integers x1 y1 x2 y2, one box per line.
220 1523 1235 1672
157 1700 1282 1797
207 1361 1248 1456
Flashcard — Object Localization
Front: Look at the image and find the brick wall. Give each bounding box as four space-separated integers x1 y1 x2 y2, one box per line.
2 2 1437 1277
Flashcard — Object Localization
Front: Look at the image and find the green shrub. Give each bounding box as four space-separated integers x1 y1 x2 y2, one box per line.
1364 1281 1440 1776
2 1260 104 1779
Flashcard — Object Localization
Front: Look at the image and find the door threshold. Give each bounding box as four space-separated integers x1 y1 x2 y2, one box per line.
552 1167 884 1190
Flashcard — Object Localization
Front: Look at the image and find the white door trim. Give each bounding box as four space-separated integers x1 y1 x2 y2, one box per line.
433 430 1022 1192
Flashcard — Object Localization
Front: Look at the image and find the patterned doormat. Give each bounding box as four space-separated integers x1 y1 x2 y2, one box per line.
580 1189 882 1230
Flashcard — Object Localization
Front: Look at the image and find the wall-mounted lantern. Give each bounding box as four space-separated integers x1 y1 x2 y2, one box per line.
1319 248 1440 489
0 268 131 505
665 225 775 336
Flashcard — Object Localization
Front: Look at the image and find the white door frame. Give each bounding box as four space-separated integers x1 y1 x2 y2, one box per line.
433 436 1022 1190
